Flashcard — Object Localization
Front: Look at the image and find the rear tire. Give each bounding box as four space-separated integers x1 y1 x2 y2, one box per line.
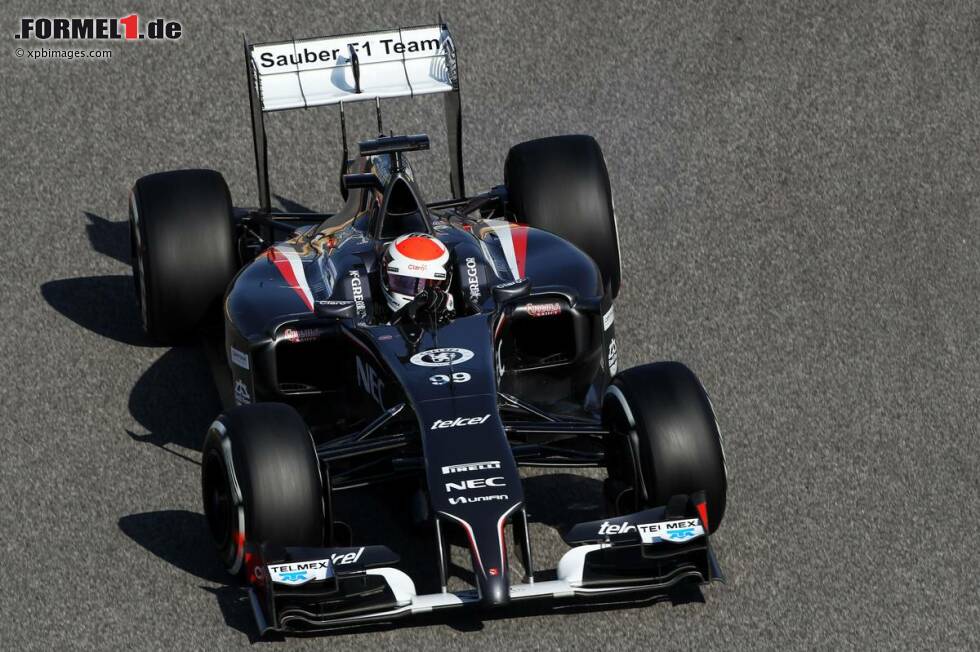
603 362 727 532
201 403 328 577
129 169 236 343
504 135 621 298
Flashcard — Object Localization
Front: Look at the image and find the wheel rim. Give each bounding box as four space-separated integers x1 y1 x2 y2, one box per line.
202 449 234 550
136 251 148 332
129 194 149 331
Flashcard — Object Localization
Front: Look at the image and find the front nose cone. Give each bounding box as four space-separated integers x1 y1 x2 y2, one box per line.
479 569 510 607
463 521 511 607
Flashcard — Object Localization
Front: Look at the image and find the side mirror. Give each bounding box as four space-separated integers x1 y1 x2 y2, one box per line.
315 300 357 319
492 277 532 304
342 173 384 193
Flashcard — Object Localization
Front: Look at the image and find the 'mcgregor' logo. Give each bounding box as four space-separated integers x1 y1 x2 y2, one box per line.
16 15 182 41
348 270 367 318
465 257 481 301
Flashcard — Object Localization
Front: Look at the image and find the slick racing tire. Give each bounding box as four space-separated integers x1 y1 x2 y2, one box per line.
129 169 236 344
504 135 621 298
602 362 727 532
201 403 328 577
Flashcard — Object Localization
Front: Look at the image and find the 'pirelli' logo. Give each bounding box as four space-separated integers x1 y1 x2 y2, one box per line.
441 460 501 475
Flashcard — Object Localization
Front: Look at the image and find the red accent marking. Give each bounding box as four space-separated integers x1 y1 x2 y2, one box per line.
235 532 262 585
268 248 313 311
460 522 484 575
695 501 709 533
244 551 257 584
511 226 529 278
494 314 507 341
489 567 499 577
395 235 445 260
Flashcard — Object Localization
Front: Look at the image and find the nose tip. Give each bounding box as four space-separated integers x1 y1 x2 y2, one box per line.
481 572 510 607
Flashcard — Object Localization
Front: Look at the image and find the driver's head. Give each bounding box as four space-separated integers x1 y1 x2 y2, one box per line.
381 233 450 312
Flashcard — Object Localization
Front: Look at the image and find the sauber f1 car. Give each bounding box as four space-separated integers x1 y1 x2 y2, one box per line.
128 23 728 634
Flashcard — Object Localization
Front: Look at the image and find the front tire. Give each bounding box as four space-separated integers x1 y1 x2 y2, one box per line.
603 362 727 532
504 135 621 298
129 168 236 344
201 403 328 577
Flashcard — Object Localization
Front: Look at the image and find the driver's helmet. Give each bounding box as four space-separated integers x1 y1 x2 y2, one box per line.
381 233 450 312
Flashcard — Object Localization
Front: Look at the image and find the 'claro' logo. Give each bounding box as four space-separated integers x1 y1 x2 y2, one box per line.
410 347 474 367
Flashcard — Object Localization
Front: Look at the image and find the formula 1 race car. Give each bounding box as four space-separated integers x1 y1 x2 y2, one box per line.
128 23 728 634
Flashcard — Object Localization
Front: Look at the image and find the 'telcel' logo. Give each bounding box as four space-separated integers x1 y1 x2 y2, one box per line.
430 414 490 430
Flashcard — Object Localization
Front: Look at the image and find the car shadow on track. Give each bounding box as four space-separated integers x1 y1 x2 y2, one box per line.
127 346 222 456
118 510 257 639
43 212 227 456
42 213 147 345
41 274 150 347
84 211 131 265
41 272 223 458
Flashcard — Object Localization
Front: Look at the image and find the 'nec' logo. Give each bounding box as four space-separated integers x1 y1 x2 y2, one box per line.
356 357 383 406
444 477 505 492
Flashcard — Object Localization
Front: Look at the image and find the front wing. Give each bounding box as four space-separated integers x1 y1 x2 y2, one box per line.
247 504 723 634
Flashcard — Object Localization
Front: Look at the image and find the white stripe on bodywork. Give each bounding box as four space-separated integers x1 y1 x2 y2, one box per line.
484 219 521 280
556 543 608 585
274 246 315 309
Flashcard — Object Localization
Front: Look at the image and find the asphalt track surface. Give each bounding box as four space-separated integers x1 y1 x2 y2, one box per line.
2 1 979 649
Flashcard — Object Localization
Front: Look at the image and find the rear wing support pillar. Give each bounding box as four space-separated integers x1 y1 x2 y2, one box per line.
244 34 272 213
445 89 465 198
442 30 464 198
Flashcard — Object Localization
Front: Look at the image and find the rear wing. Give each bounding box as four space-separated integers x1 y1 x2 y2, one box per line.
250 25 457 110
244 24 464 211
